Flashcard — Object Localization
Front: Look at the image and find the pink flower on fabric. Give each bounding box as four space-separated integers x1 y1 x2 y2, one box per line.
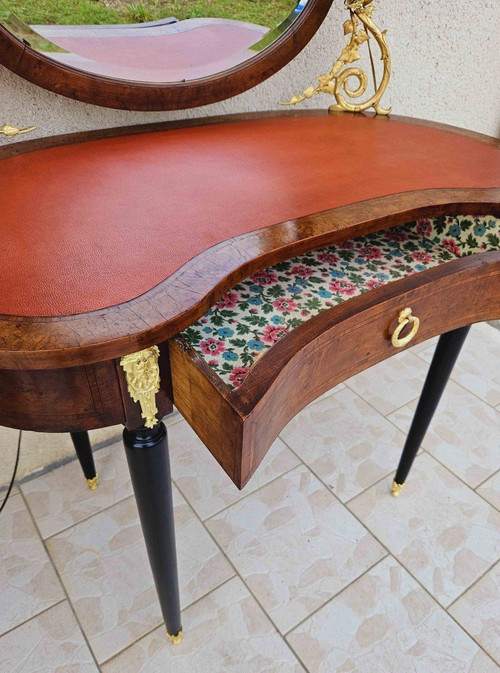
250 270 278 285
386 230 408 242
366 278 385 290
229 367 249 387
209 359 218 366
262 324 289 343
273 298 297 312
317 252 340 264
412 251 432 263
442 238 461 256
216 292 238 309
416 220 433 237
329 279 357 296
291 265 314 278
200 339 225 355
359 246 382 260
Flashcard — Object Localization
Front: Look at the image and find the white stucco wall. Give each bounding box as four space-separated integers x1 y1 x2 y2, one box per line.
0 0 499 485
1 0 499 142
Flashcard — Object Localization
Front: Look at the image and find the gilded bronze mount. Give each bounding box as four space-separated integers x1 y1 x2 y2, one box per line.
281 0 391 115
0 122 36 138
85 474 99 491
391 481 406 497
120 346 161 429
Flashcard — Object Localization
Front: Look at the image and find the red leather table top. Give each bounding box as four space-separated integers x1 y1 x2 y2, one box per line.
2 113 499 318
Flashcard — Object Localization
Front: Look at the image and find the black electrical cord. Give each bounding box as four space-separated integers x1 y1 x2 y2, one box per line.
0 430 21 515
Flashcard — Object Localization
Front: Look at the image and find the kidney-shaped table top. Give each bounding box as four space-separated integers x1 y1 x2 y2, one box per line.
1 111 499 369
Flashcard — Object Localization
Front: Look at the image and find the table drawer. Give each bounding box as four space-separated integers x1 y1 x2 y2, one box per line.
0 343 173 433
169 253 500 488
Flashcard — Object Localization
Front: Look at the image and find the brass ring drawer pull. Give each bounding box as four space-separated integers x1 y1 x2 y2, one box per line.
391 307 420 348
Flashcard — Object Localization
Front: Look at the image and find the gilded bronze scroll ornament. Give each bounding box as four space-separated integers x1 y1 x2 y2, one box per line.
120 346 161 429
0 122 37 137
281 0 391 115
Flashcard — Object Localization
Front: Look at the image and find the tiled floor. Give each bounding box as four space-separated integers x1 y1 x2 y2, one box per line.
1 322 499 672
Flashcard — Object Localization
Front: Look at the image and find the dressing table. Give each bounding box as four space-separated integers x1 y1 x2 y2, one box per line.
1 0 499 647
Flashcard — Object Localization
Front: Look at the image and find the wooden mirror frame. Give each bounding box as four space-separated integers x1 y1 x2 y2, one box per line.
0 0 334 111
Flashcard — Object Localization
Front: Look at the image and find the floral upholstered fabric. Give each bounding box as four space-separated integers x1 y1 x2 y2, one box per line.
181 215 499 389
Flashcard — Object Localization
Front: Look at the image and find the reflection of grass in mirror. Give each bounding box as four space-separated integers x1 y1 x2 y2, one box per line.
4 0 122 25
0 1 67 50
3 0 297 28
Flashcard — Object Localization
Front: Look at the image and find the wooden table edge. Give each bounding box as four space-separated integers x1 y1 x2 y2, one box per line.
0 188 498 370
1 110 498 160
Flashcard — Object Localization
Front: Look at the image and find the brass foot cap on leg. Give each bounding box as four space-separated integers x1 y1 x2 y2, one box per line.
166 629 182 645
86 474 99 491
391 480 405 497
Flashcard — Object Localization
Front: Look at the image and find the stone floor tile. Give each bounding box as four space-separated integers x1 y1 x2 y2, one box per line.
348 453 500 607
418 323 500 407
102 577 305 672
18 426 122 486
22 425 122 456
164 409 183 426
409 334 438 353
449 563 500 663
46 488 234 663
345 350 430 416
0 425 21 488
477 471 500 511
21 441 133 539
0 492 64 635
206 464 385 634
280 388 407 502
388 381 500 487
171 420 300 520
287 556 499 673
312 382 345 402
0 601 98 673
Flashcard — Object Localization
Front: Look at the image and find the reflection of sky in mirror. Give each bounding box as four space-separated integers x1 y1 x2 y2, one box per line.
0 0 306 82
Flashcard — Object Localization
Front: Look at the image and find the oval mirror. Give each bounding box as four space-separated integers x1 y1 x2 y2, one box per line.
0 0 333 110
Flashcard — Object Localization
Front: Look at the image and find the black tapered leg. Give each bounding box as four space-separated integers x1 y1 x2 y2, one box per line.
123 421 182 643
392 324 471 496
70 431 98 490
